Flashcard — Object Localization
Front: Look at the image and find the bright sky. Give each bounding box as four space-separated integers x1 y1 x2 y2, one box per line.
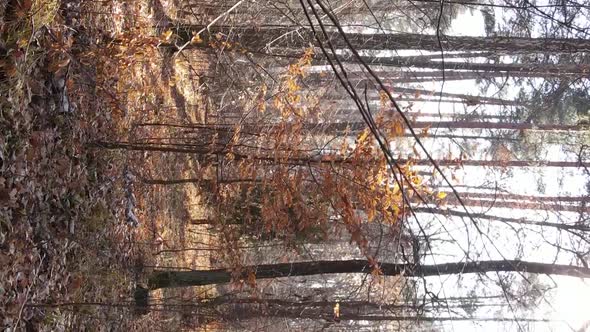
408 9 590 332
449 10 486 36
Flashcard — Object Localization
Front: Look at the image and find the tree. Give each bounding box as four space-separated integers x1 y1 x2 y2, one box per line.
170 26 590 53
413 207 590 232
147 259 590 290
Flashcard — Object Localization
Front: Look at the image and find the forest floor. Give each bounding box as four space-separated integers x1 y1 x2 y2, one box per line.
1 0 214 330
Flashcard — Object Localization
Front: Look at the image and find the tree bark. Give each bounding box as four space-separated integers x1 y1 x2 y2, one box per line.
169 26 590 53
441 192 590 203
223 300 554 323
334 56 590 76
324 87 527 107
130 120 589 134
416 158 590 168
92 142 590 168
148 259 590 290
442 196 590 213
308 65 583 85
413 207 590 232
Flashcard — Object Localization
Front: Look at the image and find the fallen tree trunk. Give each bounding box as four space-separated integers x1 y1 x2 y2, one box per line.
148 259 590 290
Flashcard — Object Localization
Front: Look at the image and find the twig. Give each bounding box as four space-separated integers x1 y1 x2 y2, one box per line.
14 254 46 329
175 0 247 57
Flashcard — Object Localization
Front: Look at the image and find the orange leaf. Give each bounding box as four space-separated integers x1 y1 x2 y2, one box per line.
421 127 429 137
190 34 203 44
246 271 257 287
161 30 174 42
357 129 370 143
393 121 404 136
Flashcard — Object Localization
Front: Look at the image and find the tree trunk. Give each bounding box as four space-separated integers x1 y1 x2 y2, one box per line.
413 207 590 232
130 120 589 134
324 87 527 107
222 300 553 323
92 142 590 168
443 192 590 203
169 26 590 53
417 158 590 168
148 259 590 290
442 196 590 213
334 56 590 76
442 191 590 213
309 66 582 84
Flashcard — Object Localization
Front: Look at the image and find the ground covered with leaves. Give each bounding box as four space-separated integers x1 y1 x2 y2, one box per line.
1 0 211 330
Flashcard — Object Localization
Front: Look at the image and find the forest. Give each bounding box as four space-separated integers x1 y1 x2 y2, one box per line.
2 0 590 331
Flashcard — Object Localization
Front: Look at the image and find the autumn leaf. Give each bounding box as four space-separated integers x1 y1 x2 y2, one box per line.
357 129 370 144
17 37 29 49
437 192 448 200
421 127 429 137
392 120 404 136
246 271 257 287
339 141 349 156
333 302 340 319
161 30 174 42
15 0 32 19
47 56 71 73
366 207 375 222
190 34 203 44
379 90 389 107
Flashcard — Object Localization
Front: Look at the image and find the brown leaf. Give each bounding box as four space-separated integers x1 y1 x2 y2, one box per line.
15 0 33 19
0 188 10 203
47 56 70 73
0 187 16 207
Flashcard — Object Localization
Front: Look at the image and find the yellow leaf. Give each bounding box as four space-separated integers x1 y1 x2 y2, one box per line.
437 192 448 200
357 129 370 143
161 30 173 41
393 121 404 136
333 303 340 318
339 141 349 156
17 37 29 48
412 177 422 186
191 34 203 44
367 208 375 222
